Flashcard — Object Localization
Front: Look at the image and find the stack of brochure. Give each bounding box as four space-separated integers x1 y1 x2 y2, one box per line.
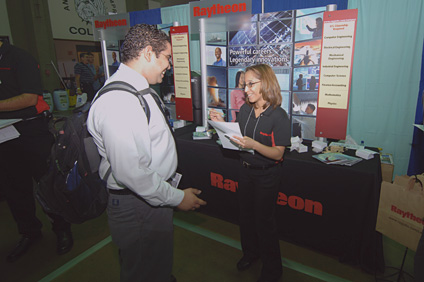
380 153 394 165
192 131 212 140
312 153 362 166
355 148 378 160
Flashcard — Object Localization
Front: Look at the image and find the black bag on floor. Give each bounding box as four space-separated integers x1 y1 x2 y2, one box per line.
35 81 152 224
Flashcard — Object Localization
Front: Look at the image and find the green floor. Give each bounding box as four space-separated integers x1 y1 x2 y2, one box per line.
0 199 416 282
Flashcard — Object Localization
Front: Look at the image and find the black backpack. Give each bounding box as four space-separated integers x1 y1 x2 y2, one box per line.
35 81 154 224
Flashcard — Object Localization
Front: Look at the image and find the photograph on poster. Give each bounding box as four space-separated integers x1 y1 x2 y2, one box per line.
259 10 293 21
292 92 318 114
207 66 227 88
294 39 321 66
281 91 290 114
228 87 246 122
274 68 291 91
293 66 319 91
229 109 241 122
293 116 317 140
292 91 317 140
227 14 258 35
228 46 257 67
228 68 245 88
107 50 121 67
229 22 257 45
259 19 292 44
206 45 227 67
207 86 227 108
206 32 227 45
295 12 324 41
106 40 119 51
256 44 291 67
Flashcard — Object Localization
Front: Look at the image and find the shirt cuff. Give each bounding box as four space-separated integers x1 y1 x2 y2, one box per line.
168 185 185 207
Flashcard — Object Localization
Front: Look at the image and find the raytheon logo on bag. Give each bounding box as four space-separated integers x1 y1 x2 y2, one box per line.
391 205 424 225
210 172 323 216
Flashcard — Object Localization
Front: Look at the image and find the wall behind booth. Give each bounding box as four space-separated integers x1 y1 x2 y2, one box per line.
346 0 424 177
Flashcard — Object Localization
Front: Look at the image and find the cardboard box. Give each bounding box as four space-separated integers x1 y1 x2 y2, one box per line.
380 153 394 182
381 163 394 182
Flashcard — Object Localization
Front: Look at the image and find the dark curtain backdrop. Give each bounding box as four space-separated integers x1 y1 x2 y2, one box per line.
408 39 424 176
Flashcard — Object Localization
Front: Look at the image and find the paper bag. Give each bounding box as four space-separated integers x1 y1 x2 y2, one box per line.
376 179 424 251
394 174 424 191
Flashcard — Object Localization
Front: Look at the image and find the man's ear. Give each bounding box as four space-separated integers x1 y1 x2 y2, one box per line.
143 46 154 62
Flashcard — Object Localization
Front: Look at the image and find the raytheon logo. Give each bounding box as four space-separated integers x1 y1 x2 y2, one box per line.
193 3 247 18
210 172 323 216
95 19 127 30
391 205 424 225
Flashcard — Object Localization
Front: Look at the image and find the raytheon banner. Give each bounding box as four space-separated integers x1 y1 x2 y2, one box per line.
190 0 252 34
92 14 130 41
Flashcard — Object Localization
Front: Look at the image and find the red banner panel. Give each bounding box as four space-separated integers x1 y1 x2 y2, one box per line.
315 9 358 140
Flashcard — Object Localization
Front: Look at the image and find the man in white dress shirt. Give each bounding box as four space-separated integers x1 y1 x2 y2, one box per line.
87 24 206 282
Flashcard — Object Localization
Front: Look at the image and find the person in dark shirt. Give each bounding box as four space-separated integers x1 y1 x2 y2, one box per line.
296 74 304 90
0 40 73 262
74 52 96 101
211 64 290 282
309 76 317 91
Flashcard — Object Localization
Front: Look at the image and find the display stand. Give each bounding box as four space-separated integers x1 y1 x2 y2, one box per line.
376 247 414 282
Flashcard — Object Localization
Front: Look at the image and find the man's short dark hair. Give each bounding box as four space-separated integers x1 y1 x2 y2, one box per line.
121 24 170 63
307 104 316 111
79 52 86 59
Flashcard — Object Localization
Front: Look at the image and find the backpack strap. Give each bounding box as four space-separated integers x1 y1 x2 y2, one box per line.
140 88 175 138
103 166 112 182
93 81 151 124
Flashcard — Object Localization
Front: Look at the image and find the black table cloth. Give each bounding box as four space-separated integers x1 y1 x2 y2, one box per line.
175 126 384 273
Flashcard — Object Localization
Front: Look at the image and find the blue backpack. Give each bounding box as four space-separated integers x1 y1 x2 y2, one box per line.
35 81 154 224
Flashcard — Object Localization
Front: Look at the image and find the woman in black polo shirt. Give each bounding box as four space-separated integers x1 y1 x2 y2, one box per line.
211 64 290 282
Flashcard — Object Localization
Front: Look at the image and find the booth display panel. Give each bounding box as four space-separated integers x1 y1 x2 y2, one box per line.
175 128 384 273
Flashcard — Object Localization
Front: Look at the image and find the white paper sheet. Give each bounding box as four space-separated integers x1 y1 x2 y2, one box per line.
208 120 242 150
0 125 20 144
208 120 253 153
0 118 22 129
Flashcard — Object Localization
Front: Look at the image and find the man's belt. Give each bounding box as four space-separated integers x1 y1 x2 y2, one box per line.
108 178 174 195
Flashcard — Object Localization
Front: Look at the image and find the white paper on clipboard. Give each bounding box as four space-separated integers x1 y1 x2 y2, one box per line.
208 120 253 153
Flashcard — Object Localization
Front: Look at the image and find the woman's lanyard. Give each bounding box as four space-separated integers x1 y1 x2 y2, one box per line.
243 107 262 143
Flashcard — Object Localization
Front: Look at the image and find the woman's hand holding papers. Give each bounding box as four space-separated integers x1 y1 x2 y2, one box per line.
231 135 256 150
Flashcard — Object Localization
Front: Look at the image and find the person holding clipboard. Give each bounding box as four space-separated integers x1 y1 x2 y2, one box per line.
210 64 290 282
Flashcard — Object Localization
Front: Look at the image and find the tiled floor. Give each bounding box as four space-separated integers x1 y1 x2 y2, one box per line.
0 197 416 282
